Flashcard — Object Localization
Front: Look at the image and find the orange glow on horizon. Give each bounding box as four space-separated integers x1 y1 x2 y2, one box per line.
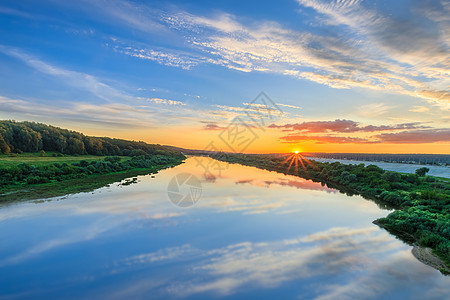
51 120 450 155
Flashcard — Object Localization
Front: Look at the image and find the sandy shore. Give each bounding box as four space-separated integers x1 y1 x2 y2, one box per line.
412 246 449 273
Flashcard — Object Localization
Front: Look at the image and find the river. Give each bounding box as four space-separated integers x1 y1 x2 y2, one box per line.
0 157 448 299
305 157 450 179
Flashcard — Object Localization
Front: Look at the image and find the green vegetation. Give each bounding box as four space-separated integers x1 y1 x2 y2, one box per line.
0 154 184 203
1 167 166 203
0 152 110 168
415 167 430 176
0 120 178 156
211 153 450 273
0 121 186 202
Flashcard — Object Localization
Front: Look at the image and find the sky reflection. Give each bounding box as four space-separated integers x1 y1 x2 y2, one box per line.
0 157 448 299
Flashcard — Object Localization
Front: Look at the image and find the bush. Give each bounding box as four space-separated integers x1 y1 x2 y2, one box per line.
416 167 430 176
78 160 89 167
104 156 121 163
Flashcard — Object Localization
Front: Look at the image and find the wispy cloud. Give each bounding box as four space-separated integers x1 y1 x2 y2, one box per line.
0 47 245 128
165 227 400 297
270 118 449 145
138 97 186 106
375 129 450 144
355 103 394 118
201 121 226 131
275 103 302 110
277 129 450 145
104 225 448 299
77 0 168 34
110 41 202 70
280 134 375 144
0 45 133 103
96 0 449 108
0 96 158 129
409 106 430 113
296 0 449 105
269 119 428 133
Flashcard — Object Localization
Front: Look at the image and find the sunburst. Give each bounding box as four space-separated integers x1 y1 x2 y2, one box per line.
278 151 316 174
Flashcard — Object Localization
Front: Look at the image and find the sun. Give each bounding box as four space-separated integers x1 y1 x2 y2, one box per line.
279 149 317 175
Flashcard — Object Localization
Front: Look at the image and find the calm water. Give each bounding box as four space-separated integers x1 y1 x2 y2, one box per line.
0 157 448 299
306 157 450 178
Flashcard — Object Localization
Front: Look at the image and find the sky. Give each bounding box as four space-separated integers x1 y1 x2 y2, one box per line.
0 0 449 154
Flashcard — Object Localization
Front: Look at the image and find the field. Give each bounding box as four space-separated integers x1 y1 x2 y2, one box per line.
0 152 111 167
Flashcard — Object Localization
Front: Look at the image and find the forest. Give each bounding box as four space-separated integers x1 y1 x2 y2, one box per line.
0 120 181 156
210 153 450 274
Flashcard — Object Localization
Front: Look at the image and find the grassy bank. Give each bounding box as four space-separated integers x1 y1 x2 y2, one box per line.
0 152 110 167
0 153 185 203
211 153 450 274
0 165 175 203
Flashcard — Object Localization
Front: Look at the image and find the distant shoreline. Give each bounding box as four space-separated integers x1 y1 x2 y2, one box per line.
304 157 450 179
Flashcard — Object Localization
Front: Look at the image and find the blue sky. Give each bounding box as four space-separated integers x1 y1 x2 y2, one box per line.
0 0 449 153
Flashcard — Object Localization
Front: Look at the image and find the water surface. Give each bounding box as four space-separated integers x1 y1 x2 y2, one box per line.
0 157 448 299
306 157 450 178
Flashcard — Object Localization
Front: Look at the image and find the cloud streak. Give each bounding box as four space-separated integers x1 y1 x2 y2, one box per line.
0 45 134 103
269 119 428 133
98 0 449 108
280 134 375 144
271 119 449 144
375 129 450 144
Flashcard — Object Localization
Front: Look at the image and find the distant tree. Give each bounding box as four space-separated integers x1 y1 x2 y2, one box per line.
66 137 85 155
55 134 67 153
415 167 430 176
0 135 10 154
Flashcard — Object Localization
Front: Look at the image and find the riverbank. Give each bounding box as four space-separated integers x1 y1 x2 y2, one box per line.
0 153 185 203
412 246 450 275
0 164 180 204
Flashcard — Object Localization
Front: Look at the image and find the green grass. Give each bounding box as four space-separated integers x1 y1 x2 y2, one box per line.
0 164 177 203
0 152 114 167
0 152 185 203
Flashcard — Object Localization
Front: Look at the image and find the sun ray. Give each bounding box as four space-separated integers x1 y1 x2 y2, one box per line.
277 151 318 175
287 155 296 173
294 155 299 173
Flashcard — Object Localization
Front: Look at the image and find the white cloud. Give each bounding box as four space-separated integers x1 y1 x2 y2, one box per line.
157 2 448 107
355 103 394 118
139 97 186 106
45 0 449 108
275 103 302 110
112 43 202 70
409 106 430 113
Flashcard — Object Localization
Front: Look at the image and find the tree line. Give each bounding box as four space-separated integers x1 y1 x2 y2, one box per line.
0 120 181 157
